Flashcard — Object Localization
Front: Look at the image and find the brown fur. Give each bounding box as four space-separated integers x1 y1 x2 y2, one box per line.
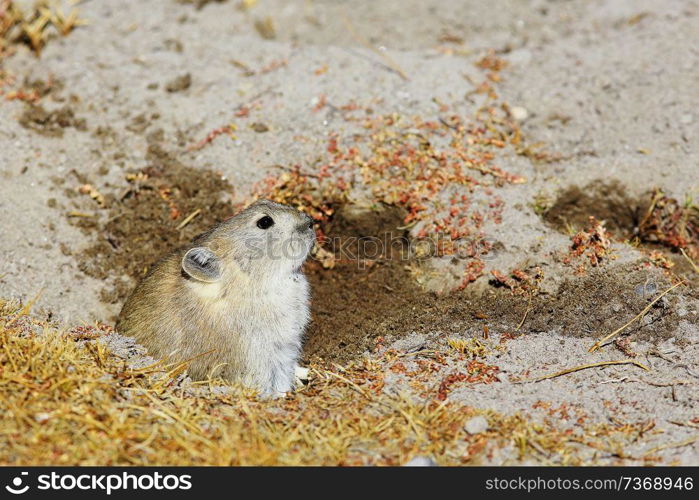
116 200 314 395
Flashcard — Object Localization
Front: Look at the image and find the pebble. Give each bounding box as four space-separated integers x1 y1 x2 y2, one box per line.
635 282 657 297
35 412 51 423
510 106 529 121
403 456 437 466
464 415 489 434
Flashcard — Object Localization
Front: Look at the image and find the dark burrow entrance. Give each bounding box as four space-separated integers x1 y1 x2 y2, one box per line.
302 205 484 364
543 180 647 236
542 180 699 276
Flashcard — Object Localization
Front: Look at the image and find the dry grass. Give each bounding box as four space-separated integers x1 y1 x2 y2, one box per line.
0 0 86 57
0 299 676 466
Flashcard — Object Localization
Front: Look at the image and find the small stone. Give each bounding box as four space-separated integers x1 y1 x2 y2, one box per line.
165 73 192 93
254 16 276 40
35 412 51 423
404 456 436 466
635 282 657 297
464 415 489 434
251 122 269 133
680 114 694 125
510 106 528 121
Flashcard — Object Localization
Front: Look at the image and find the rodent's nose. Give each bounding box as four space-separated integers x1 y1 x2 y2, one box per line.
297 213 314 232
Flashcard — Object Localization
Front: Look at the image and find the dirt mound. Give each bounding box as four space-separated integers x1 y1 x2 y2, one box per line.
304 205 681 363
69 190 683 364
304 204 442 363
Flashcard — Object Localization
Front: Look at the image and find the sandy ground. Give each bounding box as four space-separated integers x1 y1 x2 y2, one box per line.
1 0 698 464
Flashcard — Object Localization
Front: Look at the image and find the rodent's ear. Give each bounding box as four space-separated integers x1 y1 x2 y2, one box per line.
181 247 222 283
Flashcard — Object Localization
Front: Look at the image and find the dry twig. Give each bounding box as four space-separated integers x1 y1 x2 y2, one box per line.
680 248 699 274
520 359 649 383
643 434 699 456
588 281 685 353
176 208 201 230
341 12 408 80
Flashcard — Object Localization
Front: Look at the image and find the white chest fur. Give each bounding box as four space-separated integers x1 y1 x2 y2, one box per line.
188 271 310 395
240 273 309 394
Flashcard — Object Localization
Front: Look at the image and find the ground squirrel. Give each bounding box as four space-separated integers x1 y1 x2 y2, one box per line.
116 199 315 397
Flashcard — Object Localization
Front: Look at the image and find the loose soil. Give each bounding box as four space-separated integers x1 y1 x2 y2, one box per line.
544 181 699 275
72 141 235 307
304 206 682 364
19 103 86 138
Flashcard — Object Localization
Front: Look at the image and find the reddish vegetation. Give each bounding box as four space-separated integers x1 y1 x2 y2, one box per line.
499 332 522 344
465 360 500 385
241 53 546 290
187 124 235 151
563 216 615 274
436 361 500 400
437 373 469 401
254 98 529 289
639 189 699 259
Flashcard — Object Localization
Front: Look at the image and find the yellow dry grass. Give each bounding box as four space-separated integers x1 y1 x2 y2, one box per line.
0 299 671 466
1 0 86 57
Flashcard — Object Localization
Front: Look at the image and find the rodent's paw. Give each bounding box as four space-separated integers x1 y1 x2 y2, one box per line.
272 391 288 399
294 365 310 389
294 365 310 382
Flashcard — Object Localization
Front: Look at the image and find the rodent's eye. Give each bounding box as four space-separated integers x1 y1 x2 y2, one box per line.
256 215 275 230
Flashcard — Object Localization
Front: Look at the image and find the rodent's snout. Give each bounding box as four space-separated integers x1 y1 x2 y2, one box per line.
296 212 314 234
